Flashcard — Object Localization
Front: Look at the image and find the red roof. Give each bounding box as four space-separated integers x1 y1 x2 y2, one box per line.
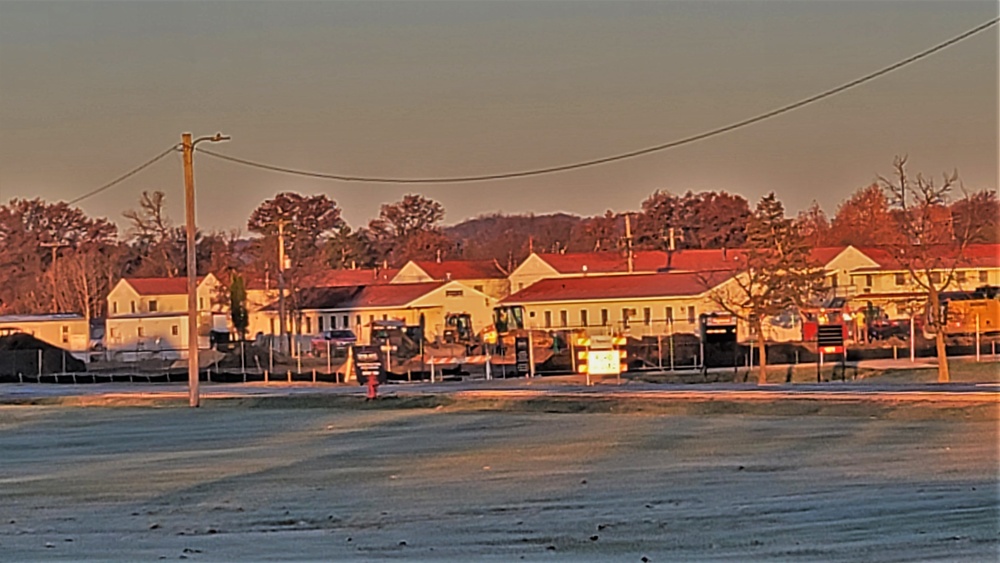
502 270 734 304
303 268 399 288
535 247 846 275
125 277 204 296
410 260 508 280
266 282 444 311
855 244 1000 270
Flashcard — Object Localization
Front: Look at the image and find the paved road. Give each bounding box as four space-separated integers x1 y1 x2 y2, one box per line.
2 374 996 405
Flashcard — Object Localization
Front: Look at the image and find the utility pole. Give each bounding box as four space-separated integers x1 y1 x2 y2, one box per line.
624 214 634 274
40 241 70 312
181 132 230 408
277 218 288 355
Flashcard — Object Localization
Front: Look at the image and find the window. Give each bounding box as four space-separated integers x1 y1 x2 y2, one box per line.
382 314 388 321
894 273 906 286
518 283 524 291
110 328 120 338
643 307 651 325
544 311 552 328
445 290 464 297
474 285 484 293
137 327 145 338
930 272 942 284
559 310 568 328
171 325 179 336
665 306 674 322
956 271 967 283
343 315 349 329
865 275 873 287
687 306 696 324
270 318 275 334
831 274 838 288
580 310 589 327
199 297 205 309
980 270 989 283
305 317 312 334
148 300 158 312
113 302 118 314
356 315 361 327
61 325 69 344
601 309 609 326
130 301 136 313
621 308 630 328
318 316 325 332
369 315 375 326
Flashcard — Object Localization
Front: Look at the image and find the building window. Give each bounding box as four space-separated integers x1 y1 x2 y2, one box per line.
601 309 609 326
544 311 552 328
113 302 118 314
865 274 873 287
318 316 325 332
559 310 568 328
643 307 651 325
518 283 524 291
305 317 312 334
895 273 906 286
474 285 484 293
369 315 374 326
956 271 967 283
581 310 589 327
148 300 158 312
356 315 361 327
199 297 205 309
61 325 69 344
930 272 942 284
270 318 275 334
137 327 145 338
621 308 630 328
110 328 120 338
343 315 349 329
445 290 464 297
666 306 674 323
130 301 136 313
687 306 696 324
382 314 388 321
830 274 838 288
980 270 989 283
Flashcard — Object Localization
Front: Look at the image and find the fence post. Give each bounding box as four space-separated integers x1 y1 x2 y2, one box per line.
38 349 42 380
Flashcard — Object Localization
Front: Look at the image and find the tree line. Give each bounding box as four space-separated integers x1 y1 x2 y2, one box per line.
1 158 996 324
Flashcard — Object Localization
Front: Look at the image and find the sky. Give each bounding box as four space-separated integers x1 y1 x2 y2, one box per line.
0 0 997 235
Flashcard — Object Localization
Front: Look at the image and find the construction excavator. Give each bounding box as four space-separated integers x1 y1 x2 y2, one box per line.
482 305 554 365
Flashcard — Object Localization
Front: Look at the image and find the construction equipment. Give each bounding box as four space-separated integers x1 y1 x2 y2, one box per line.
927 285 1000 340
487 305 554 363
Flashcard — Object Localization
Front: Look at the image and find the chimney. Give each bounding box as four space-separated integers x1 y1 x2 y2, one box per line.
436 249 442 263
722 247 727 260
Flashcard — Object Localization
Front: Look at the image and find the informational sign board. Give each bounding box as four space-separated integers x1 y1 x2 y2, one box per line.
514 336 530 376
699 313 738 344
352 345 387 385
587 349 621 375
817 324 845 354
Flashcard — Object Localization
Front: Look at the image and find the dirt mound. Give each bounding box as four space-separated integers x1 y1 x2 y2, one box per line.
0 333 86 377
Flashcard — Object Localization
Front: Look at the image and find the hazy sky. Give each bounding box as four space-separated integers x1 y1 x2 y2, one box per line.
1 1 997 234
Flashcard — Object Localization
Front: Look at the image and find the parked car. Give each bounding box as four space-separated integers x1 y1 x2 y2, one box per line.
319 329 358 346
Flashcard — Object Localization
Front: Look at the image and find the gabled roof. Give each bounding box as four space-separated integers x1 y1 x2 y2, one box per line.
501 270 734 304
266 282 445 311
533 247 847 275
124 277 206 296
303 268 399 288
854 244 1000 270
409 260 508 280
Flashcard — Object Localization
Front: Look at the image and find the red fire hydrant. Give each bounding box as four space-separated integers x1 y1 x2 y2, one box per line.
365 376 380 400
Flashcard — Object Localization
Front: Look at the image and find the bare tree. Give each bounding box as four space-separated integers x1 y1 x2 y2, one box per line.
879 156 982 383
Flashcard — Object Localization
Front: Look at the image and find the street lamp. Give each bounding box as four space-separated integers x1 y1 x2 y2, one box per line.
182 132 230 408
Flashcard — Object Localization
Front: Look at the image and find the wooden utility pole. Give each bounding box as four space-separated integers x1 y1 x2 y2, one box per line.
624 214 634 274
181 132 229 408
277 218 288 355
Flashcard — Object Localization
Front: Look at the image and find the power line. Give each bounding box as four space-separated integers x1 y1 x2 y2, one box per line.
68 145 180 205
197 17 998 184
